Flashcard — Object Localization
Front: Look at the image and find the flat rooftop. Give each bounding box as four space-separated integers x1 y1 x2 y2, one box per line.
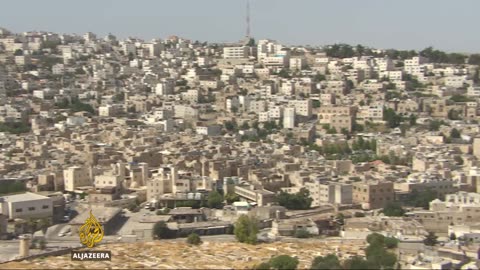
69 206 121 225
1 192 50 203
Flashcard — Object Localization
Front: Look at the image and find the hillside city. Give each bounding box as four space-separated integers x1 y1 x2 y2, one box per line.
0 26 480 269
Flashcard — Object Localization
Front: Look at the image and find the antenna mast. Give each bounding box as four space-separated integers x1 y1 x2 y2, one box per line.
246 0 251 39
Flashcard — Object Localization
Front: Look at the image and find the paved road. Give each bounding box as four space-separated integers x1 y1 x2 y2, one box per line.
0 239 82 263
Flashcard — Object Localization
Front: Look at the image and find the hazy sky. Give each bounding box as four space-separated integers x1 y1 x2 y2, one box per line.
1 0 478 52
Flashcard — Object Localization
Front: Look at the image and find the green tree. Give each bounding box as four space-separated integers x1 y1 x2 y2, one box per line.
469 54 480 65
207 190 224 209
364 234 398 269
234 215 258 244
366 233 385 246
113 93 125 102
314 74 326 82
384 237 399 249
127 202 137 212
0 122 31 134
186 233 202 245
450 95 473 103
454 155 464 166
278 69 291 78
409 114 417 126
382 202 405 217
343 256 373 270
366 248 397 269
428 119 446 131
325 44 355 58
27 218 37 233
294 228 310 239
448 109 462 120
383 108 403 128
311 254 342 270
153 221 176 239
224 120 237 132
14 49 23 56
269 255 299 270
241 122 250 130
37 218 50 234
225 192 240 204
276 188 312 210
406 189 439 209
423 232 438 246
75 67 86 75
128 52 135 61
450 128 461 138
336 213 345 226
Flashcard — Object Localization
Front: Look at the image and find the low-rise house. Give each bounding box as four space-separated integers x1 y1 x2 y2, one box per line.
270 218 319 237
0 192 53 221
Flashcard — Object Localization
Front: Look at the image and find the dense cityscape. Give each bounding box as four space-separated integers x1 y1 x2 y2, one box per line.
0 22 479 269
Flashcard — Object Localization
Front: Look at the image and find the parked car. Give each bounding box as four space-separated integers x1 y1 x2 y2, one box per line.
58 227 71 237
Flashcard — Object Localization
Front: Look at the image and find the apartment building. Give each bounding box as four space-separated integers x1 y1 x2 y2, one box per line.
394 178 458 199
408 192 480 234
288 99 312 117
196 124 222 136
63 166 92 192
290 57 306 70
318 105 356 131
283 107 295 129
352 181 394 210
234 185 276 207
357 106 383 122
248 100 267 114
155 79 175 96
146 166 178 201
445 76 468 88
305 180 353 207
223 46 249 59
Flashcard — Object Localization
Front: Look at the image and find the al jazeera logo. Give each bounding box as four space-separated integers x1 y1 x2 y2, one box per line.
71 210 112 261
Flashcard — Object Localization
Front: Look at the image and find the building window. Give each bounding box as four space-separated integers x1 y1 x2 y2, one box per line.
28 207 35 211
15 208 23 213
42 205 49 209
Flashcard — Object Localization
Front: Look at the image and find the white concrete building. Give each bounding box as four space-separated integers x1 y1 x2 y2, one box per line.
64 166 92 192
288 99 312 117
155 79 175 96
290 57 306 70
223 46 249 59
283 107 295 129
0 192 53 220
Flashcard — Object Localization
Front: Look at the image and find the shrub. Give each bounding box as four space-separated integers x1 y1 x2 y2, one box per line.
269 255 299 270
311 254 341 270
254 262 271 270
153 221 176 239
186 233 202 245
294 229 310 239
